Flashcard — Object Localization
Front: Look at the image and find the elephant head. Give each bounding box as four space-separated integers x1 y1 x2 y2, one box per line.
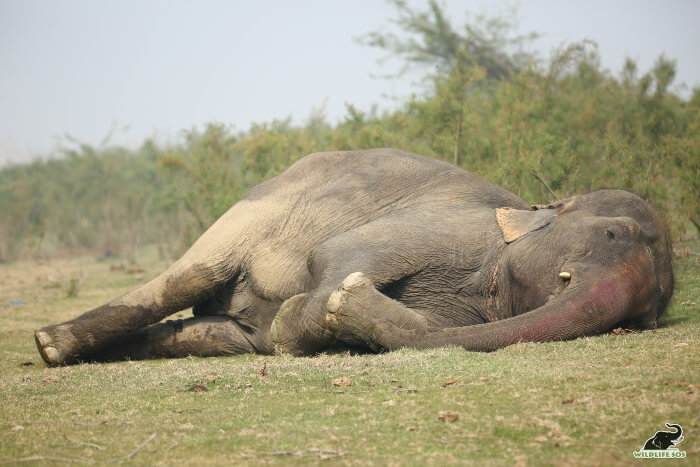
492 189 673 342
643 424 684 450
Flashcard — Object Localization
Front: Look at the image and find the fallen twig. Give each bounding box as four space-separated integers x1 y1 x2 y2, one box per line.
109 432 157 463
172 408 201 414
0 455 90 464
63 441 106 451
1 433 157 464
261 449 347 458
76 441 106 451
70 418 129 427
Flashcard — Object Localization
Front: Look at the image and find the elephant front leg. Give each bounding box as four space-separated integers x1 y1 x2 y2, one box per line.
86 316 258 362
270 267 414 356
269 212 445 356
325 272 429 351
328 263 658 353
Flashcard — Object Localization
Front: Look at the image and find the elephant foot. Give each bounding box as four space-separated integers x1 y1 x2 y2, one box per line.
34 325 80 366
325 272 382 349
326 272 429 351
271 293 334 356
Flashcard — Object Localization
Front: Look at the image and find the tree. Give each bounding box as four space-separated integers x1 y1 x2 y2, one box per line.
361 0 537 80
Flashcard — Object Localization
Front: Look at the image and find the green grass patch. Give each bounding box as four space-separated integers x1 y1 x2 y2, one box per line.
0 254 697 464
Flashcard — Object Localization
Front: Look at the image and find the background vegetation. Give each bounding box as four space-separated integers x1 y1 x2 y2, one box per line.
1 0 697 263
1 3 697 464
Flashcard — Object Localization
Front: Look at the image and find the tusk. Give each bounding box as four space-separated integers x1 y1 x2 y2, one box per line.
559 271 571 280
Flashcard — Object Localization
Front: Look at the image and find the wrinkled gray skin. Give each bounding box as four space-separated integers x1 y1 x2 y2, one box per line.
35 149 674 366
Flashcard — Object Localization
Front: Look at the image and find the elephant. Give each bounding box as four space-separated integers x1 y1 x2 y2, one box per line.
34 148 674 366
643 424 684 450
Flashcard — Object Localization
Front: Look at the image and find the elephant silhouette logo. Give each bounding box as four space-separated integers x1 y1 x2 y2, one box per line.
633 423 686 458
644 423 684 450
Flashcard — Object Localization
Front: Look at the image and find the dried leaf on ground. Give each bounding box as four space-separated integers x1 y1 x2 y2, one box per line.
443 378 457 387
332 377 351 387
205 374 216 383
665 381 698 393
665 381 691 387
438 411 459 422
42 374 60 384
561 398 574 404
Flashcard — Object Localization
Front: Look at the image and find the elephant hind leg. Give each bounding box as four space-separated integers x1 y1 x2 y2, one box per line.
35 260 240 366
270 293 317 355
88 316 257 362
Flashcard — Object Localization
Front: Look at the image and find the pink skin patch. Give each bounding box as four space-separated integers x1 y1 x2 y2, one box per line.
516 269 645 343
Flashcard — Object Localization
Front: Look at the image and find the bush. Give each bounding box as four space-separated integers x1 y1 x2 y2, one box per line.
0 3 696 261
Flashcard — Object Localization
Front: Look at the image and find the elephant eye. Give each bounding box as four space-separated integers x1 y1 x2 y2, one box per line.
606 229 615 240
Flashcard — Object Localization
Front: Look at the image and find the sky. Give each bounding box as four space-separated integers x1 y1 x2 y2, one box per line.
1 0 699 165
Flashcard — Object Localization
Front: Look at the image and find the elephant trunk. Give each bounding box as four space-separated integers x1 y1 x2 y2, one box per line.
411 258 655 352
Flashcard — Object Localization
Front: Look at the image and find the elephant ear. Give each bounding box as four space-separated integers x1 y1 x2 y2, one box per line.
495 206 559 243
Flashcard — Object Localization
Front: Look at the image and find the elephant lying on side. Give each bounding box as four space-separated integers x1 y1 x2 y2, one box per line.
35 148 674 365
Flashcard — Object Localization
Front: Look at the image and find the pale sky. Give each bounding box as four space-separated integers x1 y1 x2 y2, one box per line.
1 0 699 164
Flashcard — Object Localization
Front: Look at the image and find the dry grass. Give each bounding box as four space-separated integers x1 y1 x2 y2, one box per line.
0 248 697 465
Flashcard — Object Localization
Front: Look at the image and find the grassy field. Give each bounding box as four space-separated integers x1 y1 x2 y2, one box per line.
0 247 697 465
